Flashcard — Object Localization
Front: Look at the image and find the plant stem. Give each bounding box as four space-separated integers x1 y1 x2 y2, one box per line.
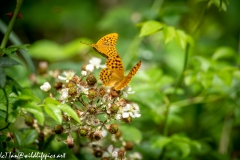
3 88 9 123
0 0 23 54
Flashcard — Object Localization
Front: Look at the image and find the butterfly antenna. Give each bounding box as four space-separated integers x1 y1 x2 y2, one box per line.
80 41 91 46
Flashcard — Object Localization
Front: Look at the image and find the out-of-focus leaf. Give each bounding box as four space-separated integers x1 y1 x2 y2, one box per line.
17 89 41 103
58 104 81 124
175 30 193 49
233 70 240 80
22 102 44 125
217 70 232 86
197 72 213 88
44 103 62 124
163 26 176 44
208 0 227 11
194 56 210 72
0 68 6 88
120 125 142 144
8 44 30 50
152 136 171 149
212 47 236 60
139 21 164 37
14 129 38 146
174 141 191 158
0 57 21 68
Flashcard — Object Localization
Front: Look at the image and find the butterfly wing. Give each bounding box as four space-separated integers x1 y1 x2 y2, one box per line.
114 61 141 90
106 55 124 78
100 67 126 87
93 33 118 58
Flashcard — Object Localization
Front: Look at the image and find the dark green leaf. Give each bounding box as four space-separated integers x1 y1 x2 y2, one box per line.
14 130 38 146
0 57 21 68
0 68 6 88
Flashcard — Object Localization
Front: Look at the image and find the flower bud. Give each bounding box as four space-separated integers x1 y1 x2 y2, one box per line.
65 82 75 88
122 116 132 123
78 128 89 137
86 74 97 86
88 106 97 115
115 130 122 139
54 125 64 134
64 136 74 149
88 89 98 99
118 150 125 159
110 104 119 114
54 82 62 90
124 141 134 151
71 75 80 83
108 124 119 134
94 150 103 158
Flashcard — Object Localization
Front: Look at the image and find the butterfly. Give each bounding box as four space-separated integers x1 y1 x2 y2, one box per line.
100 54 141 91
80 33 119 58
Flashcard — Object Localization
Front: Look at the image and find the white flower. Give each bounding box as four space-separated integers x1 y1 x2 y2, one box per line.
59 88 69 103
129 152 142 160
40 82 51 92
89 57 106 69
122 86 135 98
58 70 75 83
103 145 119 158
79 85 88 94
116 103 141 119
85 64 94 72
81 70 87 76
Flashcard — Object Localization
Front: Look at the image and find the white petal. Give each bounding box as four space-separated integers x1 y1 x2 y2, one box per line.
86 64 94 72
122 112 129 118
107 145 114 153
58 75 66 81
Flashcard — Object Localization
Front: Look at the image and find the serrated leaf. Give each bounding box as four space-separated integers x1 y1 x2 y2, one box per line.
120 125 142 144
3 48 18 55
0 57 21 68
139 21 163 37
44 103 62 124
163 26 176 44
22 102 44 125
0 68 6 88
58 104 81 123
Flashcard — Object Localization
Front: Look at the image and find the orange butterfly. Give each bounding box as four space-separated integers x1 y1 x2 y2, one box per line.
80 33 119 58
100 55 141 91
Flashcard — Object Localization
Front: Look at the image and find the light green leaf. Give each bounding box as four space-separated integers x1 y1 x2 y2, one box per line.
152 136 172 149
139 20 164 37
44 103 62 124
212 46 236 60
233 70 240 80
217 70 233 86
174 141 191 158
163 26 176 44
120 125 142 144
197 72 213 89
194 56 210 72
58 104 81 123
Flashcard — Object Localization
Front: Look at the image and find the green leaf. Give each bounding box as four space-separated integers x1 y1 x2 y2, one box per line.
22 102 44 125
120 125 142 144
194 56 210 72
174 141 191 158
217 70 232 86
17 89 41 103
197 72 213 89
44 103 62 124
0 68 6 88
212 46 236 60
45 97 60 105
152 136 172 149
175 30 193 49
139 20 163 37
233 70 240 80
14 129 38 146
8 44 30 50
58 104 81 123
0 57 21 68
163 26 176 44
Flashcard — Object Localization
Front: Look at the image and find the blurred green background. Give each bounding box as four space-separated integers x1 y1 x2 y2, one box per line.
1 0 240 159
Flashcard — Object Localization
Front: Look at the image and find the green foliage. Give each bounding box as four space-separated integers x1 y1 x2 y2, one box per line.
1 0 240 159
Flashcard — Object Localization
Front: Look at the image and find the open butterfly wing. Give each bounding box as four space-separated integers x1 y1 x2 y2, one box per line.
100 68 123 87
106 55 124 78
114 61 141 90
